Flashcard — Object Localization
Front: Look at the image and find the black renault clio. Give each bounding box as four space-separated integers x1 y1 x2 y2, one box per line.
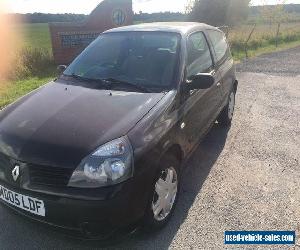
0 22 237 238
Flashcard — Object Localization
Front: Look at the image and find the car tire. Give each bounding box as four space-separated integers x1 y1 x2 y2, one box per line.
218 90 236 127
143 154 180 231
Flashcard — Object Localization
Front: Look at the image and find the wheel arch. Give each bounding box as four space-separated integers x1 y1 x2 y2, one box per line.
162 143 184 165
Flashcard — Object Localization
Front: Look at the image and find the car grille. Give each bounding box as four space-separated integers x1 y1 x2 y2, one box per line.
28 164 74 187
0 152 11 181
0 152 10 170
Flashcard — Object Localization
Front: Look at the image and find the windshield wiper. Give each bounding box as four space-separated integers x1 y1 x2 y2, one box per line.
68 74 102 83
65 74 151 92
102 78 151 93
64 73 111 88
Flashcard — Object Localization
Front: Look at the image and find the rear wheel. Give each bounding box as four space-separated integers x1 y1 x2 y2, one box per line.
218 90 236 126
143 155 180 230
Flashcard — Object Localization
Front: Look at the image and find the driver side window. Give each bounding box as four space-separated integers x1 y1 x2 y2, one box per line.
187 32 213 79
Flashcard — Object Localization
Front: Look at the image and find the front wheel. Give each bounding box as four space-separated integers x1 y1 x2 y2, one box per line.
218 90 236 126
143 155 180 231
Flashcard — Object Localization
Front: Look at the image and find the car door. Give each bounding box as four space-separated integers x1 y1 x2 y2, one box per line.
206 29 235 107
180 31 223 150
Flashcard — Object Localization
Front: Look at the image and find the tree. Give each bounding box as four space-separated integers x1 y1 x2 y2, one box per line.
188 0 251 26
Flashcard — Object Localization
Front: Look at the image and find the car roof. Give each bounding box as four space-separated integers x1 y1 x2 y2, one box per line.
104 22 220 35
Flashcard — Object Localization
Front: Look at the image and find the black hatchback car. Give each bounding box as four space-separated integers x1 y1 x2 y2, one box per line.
0 22 237 238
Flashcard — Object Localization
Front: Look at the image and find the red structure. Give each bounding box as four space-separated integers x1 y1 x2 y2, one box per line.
49 0 133 65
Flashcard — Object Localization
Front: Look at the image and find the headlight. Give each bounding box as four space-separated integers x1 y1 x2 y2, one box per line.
68 136 133 188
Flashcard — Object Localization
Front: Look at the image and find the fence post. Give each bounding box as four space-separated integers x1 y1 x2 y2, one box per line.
244 24 256 59
275 22 281 48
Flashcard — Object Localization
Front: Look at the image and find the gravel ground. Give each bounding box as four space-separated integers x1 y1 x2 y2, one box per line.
0 47 299 249
236 46 300 76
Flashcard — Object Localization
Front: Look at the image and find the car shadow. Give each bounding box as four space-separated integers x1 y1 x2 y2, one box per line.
0 122 230 249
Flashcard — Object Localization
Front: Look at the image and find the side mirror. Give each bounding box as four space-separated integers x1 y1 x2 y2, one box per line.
186 73 215 90
57 65 67 75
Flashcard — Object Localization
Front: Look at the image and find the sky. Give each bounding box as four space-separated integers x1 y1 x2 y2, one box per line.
4 0 300 14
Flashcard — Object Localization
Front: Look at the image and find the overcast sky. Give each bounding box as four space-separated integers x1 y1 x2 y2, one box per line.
5 0 300 14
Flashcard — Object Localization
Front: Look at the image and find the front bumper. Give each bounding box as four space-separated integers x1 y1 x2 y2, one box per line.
0 172 153 239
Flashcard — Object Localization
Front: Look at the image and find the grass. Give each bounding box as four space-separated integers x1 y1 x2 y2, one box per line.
1 22 300 110
0 77 54 109
14 23 52 51
0 23 55 109
228 22 300 60
233 39 300 61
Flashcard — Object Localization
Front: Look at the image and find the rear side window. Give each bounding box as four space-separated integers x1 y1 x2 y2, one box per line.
207 30 229 64
187 32 213 78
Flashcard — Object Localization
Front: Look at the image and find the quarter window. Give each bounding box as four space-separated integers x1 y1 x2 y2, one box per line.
187 32 213 78
207 30 229 64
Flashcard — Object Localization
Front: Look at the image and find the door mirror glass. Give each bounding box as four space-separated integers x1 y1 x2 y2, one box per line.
186 73 214 90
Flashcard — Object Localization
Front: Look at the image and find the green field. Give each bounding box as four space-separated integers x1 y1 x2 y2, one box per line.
1 22 300 109
15 23 52 51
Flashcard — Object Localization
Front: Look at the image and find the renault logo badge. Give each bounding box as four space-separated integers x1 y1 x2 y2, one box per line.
12 165 20 182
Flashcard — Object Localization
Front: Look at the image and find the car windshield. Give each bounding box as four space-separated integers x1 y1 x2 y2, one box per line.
63 32 181 91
